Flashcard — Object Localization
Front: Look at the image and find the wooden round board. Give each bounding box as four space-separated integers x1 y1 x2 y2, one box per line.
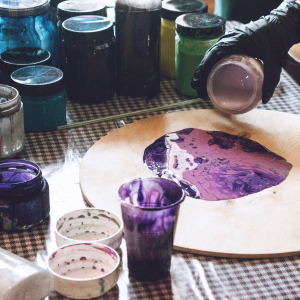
80 109 300 258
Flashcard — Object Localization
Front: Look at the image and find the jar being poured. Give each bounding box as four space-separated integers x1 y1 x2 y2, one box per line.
206 54 264 114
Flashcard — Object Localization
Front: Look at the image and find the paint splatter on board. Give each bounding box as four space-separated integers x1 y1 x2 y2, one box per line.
143 128 292 201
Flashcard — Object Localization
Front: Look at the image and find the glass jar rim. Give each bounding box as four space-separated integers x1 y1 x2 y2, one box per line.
0 159 43 198
0 85 21 118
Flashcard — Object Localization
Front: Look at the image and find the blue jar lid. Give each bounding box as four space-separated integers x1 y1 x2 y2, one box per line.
162 0 207 21
0 0 50 17
62 15 114 45
0 47 52 76
11 65 64 97
176 13 226 39
58 0 106 23
0 159 43 197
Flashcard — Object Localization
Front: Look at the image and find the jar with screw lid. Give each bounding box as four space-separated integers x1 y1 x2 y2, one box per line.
62 15 115 103
161 0 207 78
175 13 225 97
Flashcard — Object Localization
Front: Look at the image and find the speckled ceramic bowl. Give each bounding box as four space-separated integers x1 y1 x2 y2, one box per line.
55 208 123 250
48 243 120 299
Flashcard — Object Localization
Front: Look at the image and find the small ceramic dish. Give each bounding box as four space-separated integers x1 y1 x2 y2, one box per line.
55 208 123 250
48 242 120 299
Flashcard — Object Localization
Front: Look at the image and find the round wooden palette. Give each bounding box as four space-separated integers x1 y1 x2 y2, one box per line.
80 109 300 258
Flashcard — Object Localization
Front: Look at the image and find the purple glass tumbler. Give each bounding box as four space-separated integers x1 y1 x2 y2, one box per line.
118 177 185 281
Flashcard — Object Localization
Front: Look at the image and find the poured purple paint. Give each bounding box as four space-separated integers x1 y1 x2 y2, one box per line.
143 128 292 201
118 178 185 281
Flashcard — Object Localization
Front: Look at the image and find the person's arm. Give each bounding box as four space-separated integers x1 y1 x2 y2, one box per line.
192 0 300 104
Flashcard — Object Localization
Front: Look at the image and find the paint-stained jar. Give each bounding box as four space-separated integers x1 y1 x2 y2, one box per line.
0 159 50 231
115 0 161 97
62 15 115 103
161 0 207 78
175 13 225 97
0 85 24 159
0 0 58 67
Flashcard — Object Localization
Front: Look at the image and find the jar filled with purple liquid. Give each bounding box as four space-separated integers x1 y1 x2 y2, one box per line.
206 54 264 114
0 159 50 230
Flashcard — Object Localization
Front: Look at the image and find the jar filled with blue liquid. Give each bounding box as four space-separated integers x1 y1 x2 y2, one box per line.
0 0 58 67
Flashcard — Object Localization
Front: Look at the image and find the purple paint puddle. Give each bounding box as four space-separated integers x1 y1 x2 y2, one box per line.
143 128 292 201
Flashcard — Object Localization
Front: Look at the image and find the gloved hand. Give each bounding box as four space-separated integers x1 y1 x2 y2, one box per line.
191 0 300 104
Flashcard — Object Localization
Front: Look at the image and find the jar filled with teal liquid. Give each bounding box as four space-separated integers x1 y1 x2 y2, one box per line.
175 13 225 97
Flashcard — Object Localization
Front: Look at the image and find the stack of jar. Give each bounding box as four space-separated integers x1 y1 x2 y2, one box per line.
0 0 229 159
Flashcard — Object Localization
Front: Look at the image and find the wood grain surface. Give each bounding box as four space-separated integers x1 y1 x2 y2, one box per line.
80 109 300 258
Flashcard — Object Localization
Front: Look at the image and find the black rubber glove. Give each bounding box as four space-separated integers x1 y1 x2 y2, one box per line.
191 0 300 104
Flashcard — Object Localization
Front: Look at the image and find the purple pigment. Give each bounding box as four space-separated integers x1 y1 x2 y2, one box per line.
0 169 36 183
118 178 185 281
143 128 292 201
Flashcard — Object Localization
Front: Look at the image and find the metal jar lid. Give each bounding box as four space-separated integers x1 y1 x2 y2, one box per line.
175 13 226 39
62 15 114 45
11 65 64 97
0 47 52 76
0 85 21 118
0 0 50 18
57 0 106 23
162 0 207 21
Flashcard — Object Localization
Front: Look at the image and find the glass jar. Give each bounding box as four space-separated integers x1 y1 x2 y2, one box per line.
57 0 107 70
0 47 52 86
62 15 115 103
11 65 66 132
175 13 225 97
161 0 207 78
115 0 161 97
207 55 264 114
0 0 58 67
0 159 50 231
0 85 24 159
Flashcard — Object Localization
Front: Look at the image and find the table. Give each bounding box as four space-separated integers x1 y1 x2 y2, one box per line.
2 21 300 300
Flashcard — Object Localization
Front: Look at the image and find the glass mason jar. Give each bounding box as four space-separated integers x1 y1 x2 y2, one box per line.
161 0 207 78
62 15 115 103
115 0 161 97
0 0 58 67
0 85 24 159
0 159 50 231
57 0 106 70
175 13 225 97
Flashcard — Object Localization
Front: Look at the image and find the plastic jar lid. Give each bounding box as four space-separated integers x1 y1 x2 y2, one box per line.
62 15 114 45
162 0 207 21
11 65 64 97
206 55 264 115
57 0 106 22
0 47 52 76
175 13 225 39
0 0 50 17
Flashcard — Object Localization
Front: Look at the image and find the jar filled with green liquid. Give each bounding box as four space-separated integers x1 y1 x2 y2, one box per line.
161 0 207 79
175 13 225 97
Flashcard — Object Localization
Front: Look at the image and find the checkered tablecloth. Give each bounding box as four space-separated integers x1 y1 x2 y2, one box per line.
2 21 300 300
